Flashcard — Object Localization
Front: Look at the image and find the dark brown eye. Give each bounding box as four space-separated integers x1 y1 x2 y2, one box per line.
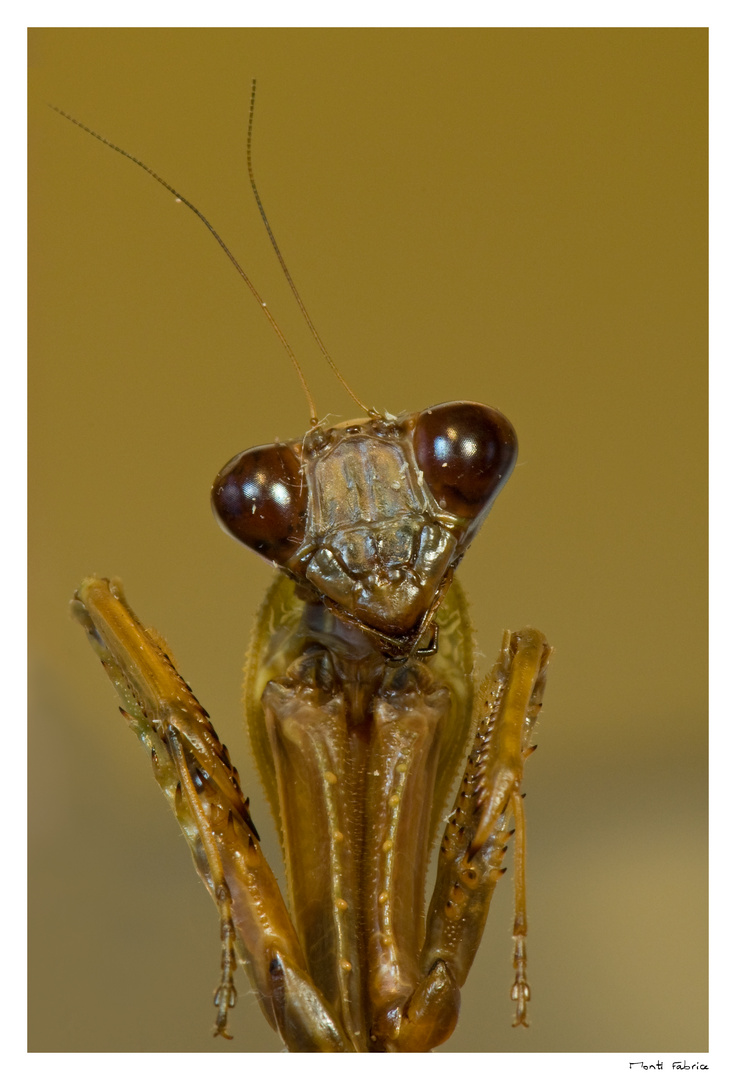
211 443 307 564
413 401 518 520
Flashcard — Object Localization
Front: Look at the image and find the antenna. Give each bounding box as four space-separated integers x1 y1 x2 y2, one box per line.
49 105 320 427
247 80 376 418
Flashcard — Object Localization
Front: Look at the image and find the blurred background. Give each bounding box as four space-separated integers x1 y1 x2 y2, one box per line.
29 28 707 1053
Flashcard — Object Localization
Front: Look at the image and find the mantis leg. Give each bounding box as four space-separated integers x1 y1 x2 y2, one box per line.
420 628 552 1032
262 647 366 1051
72 577 350 1049
362 660 459 1052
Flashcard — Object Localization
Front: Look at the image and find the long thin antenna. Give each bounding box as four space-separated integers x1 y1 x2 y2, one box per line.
247 80 377 418
49 105 320 427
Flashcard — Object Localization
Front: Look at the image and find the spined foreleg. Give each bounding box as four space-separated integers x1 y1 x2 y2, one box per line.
421 627 551 1029
362 660 454 1051
261 647 367 1051
72 577 350 1049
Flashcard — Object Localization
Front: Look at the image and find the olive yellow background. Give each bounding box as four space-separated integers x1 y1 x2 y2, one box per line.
29 28 707 1053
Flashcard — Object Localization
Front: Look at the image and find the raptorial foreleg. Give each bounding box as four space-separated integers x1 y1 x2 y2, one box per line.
72 577 350 1048
421 627 551 1027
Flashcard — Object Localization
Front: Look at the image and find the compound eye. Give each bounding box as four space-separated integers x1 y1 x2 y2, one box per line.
211 443 307 564
413 401 518 520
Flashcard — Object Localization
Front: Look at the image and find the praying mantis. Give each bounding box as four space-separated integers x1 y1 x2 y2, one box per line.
59 85 552 1052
